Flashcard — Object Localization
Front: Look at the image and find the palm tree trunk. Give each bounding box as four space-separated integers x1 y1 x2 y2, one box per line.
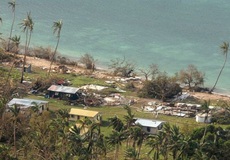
13 121 17 158
5 53 16 85
201 114 209 144
7 10 15 51
48 36 60 76
209 54 227 93
114 145 119 160
137 143 142 159
20 29 28 83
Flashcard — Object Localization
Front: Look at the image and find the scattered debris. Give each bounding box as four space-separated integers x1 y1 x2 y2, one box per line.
80 84 108 91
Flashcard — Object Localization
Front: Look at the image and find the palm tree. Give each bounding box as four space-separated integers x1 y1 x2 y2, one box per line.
106 130 126 160
8 105 20 158
168 125 185 160
48 19 63 76
19 12 34 83
123 105 135 129
7 0 16 51
210 42 229 93
5 35 20 85
200 100 211 144
108 115 124 132
124 148 139 160
68 125 83 155
57 109 70 122
147 133 165 160
128 126 146 159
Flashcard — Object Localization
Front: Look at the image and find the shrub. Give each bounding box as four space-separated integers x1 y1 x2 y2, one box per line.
79 53 96 70
32 46 53 60
138 73 182 101
177 64 205 91
109 57 135 77
125 82 136 91
0 50 14 62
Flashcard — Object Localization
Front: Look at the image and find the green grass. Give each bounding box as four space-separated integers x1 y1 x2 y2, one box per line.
26 94 206 135
20 66 229 136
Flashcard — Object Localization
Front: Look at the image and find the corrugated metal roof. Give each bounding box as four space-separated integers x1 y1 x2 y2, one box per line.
7 98 48 108
135 118 165 128
69 108 99 118
47 85 80 94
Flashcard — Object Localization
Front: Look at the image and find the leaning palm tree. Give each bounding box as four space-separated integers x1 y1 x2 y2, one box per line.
19 12 34 83
210 42 229 93
7 0 16 51
48 19 63 76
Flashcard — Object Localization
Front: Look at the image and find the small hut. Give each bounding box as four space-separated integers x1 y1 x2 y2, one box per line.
196 113 212 123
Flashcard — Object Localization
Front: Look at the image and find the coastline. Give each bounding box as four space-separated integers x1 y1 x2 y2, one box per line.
20 54 230 102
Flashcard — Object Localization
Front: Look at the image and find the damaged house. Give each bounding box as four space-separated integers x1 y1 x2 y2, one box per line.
47 85 81 100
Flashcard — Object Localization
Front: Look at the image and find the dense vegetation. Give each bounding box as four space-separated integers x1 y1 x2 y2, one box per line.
1 104 230 160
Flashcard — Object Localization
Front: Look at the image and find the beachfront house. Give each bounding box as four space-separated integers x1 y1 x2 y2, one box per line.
134 118 165 134
69 108 101 122
47 85 81 101
7 98 49 113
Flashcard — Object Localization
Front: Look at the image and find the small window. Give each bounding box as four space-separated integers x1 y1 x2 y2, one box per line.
55 92 59 96
147 127 151 132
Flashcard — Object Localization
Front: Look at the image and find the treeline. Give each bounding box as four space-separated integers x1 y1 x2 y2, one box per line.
1 105 230 160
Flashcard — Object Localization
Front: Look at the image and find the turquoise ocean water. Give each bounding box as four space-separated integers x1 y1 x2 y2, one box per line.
1 0 230 93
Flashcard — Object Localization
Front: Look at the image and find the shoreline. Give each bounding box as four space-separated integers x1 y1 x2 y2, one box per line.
19 54 230 102
58 53 230 96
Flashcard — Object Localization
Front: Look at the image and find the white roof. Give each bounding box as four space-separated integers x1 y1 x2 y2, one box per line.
7 98 48 108
135 118 165 128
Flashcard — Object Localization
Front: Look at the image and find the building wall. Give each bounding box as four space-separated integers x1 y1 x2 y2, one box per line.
142 126 158 134
69 114 98 122
48 91 79 100
196 115 212 123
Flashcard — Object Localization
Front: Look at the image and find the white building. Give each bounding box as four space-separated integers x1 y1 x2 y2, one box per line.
134 118 165 134
196 113 212 123
7 98 49 113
